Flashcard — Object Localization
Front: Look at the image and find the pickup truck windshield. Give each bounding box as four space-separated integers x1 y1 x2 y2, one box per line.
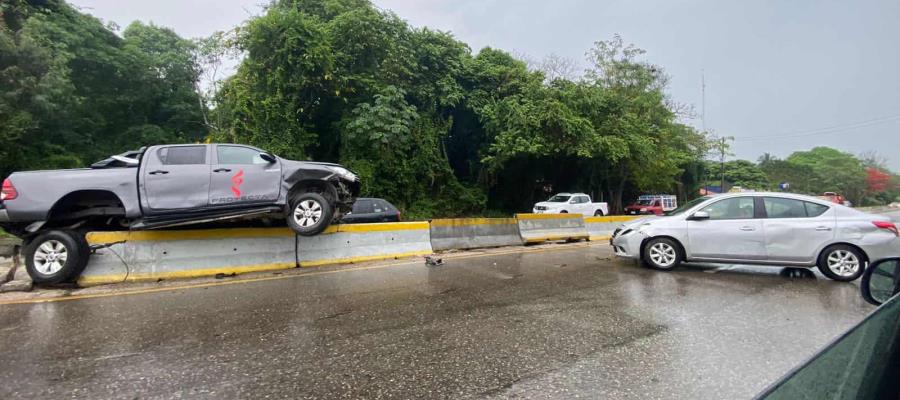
548 195 571 202
637 199 654 205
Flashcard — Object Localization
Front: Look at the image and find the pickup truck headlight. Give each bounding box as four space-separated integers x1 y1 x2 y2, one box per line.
327 166 358 181
640 208 647 212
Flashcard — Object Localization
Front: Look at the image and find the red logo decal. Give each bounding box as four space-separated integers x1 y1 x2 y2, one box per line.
231 169 244 197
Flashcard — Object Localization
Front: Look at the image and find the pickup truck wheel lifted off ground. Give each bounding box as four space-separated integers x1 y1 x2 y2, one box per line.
286 192 334 236
24 230 90 284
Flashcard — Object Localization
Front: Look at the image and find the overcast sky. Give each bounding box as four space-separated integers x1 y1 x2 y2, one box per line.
71 0 900 170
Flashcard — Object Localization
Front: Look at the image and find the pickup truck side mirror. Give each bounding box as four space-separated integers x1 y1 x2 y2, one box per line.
259 152 277 163
861 258 900 305
690 211 710 220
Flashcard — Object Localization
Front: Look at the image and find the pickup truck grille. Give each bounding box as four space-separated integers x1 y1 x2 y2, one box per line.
534 206 547 211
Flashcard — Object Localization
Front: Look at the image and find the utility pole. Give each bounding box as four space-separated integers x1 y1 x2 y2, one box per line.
715 135 734 192
701 70 706 132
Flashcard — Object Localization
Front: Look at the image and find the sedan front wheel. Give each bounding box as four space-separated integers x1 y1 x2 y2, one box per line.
642 238 683 271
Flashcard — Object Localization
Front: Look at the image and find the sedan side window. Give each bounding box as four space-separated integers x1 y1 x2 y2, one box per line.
764 197 808 218
352 200 373 214
701 197 755 220
805 202 830 217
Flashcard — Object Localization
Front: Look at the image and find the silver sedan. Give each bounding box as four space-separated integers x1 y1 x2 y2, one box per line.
610 192 899 281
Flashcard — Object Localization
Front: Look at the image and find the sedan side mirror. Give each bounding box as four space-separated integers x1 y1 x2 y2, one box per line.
861 258 900 305
690 211 710 220
259 152 277 163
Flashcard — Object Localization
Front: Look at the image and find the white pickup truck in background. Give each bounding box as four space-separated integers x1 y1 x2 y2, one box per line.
533 193 609 216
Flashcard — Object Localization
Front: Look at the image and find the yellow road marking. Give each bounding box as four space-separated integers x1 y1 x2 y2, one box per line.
0 242 605 306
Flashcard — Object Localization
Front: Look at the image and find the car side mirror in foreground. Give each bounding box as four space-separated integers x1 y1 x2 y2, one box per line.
259 153 277 163
861 258 900 305
690 211 710 220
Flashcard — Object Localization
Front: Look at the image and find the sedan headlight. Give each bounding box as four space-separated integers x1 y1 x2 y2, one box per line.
327 166 358 181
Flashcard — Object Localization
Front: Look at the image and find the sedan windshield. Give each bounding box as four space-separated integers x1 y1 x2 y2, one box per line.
665 196 711 216
548 195 571 202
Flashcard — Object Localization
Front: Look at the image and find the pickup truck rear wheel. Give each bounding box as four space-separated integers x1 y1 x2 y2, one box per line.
594 210 604 216
24 230 90 285
286 192 334 236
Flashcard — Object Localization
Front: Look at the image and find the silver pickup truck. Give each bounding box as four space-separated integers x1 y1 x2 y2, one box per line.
0 143 360 284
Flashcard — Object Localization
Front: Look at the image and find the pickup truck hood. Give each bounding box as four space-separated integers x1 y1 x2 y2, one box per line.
534 201 566 208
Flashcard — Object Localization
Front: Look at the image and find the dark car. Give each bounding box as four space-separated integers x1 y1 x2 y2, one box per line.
340 198 401 224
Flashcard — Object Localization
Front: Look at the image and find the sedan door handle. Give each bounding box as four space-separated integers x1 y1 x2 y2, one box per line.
213 168 232 173
815 226 833 231
148 170 169 175
739 226 756 231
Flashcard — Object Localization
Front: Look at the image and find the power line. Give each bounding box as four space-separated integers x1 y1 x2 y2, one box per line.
734 113 900 142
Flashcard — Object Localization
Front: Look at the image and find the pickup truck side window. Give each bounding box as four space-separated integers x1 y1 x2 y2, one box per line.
158 146 206 165
217 146 267 165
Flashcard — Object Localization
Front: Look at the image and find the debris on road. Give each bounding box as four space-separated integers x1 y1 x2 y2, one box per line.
425 255 443 266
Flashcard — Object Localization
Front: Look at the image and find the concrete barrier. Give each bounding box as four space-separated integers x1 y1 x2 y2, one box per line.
583 216 640 241
430 218 523 251
80 222 435 285
80 228 298 286
297 222 433 267
515 213 589 244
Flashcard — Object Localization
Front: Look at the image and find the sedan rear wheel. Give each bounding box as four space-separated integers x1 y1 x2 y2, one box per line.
817 245 865 282
642 238 683 271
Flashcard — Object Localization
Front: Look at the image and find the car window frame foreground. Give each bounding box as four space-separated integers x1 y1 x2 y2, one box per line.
755 293 900 399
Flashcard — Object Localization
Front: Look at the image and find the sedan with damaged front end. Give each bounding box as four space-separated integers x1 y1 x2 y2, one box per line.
610 193 899 282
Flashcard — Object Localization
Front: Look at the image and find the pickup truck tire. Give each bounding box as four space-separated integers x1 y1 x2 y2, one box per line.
286 192 334 236
593 210 604 216
24 230 90 285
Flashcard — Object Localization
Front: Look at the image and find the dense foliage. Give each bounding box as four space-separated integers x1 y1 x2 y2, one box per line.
0 0 204 175
1 0 896 218
212 0 708 217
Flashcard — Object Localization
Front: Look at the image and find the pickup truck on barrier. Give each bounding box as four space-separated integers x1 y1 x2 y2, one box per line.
624 195 677 216
533 193 608 216
0 143 360 284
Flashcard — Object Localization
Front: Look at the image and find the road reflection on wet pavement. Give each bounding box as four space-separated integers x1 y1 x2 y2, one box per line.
0 244 872 399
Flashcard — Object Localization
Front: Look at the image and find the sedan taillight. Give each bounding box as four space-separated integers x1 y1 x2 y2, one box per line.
1 179 16 201
873 221 899 237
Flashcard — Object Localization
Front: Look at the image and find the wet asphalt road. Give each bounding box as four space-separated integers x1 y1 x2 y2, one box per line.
0 244 874 399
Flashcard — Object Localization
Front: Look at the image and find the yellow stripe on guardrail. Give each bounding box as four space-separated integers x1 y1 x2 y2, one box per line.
515 213 583 220
430 218 517 227
583 216 640 223
86 221 430 245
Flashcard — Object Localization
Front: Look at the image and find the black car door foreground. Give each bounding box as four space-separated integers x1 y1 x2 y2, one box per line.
342 199 373 223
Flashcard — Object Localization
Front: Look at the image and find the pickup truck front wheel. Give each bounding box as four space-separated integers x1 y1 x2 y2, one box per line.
24 230 90 285
286 192 334 236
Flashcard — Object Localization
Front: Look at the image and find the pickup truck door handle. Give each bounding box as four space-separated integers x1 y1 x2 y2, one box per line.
739 226 756 231
213 168 232 173
148 170 169 175
815 226 833 231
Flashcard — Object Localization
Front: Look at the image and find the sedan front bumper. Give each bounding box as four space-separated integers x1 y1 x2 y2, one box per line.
610 228 646 260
